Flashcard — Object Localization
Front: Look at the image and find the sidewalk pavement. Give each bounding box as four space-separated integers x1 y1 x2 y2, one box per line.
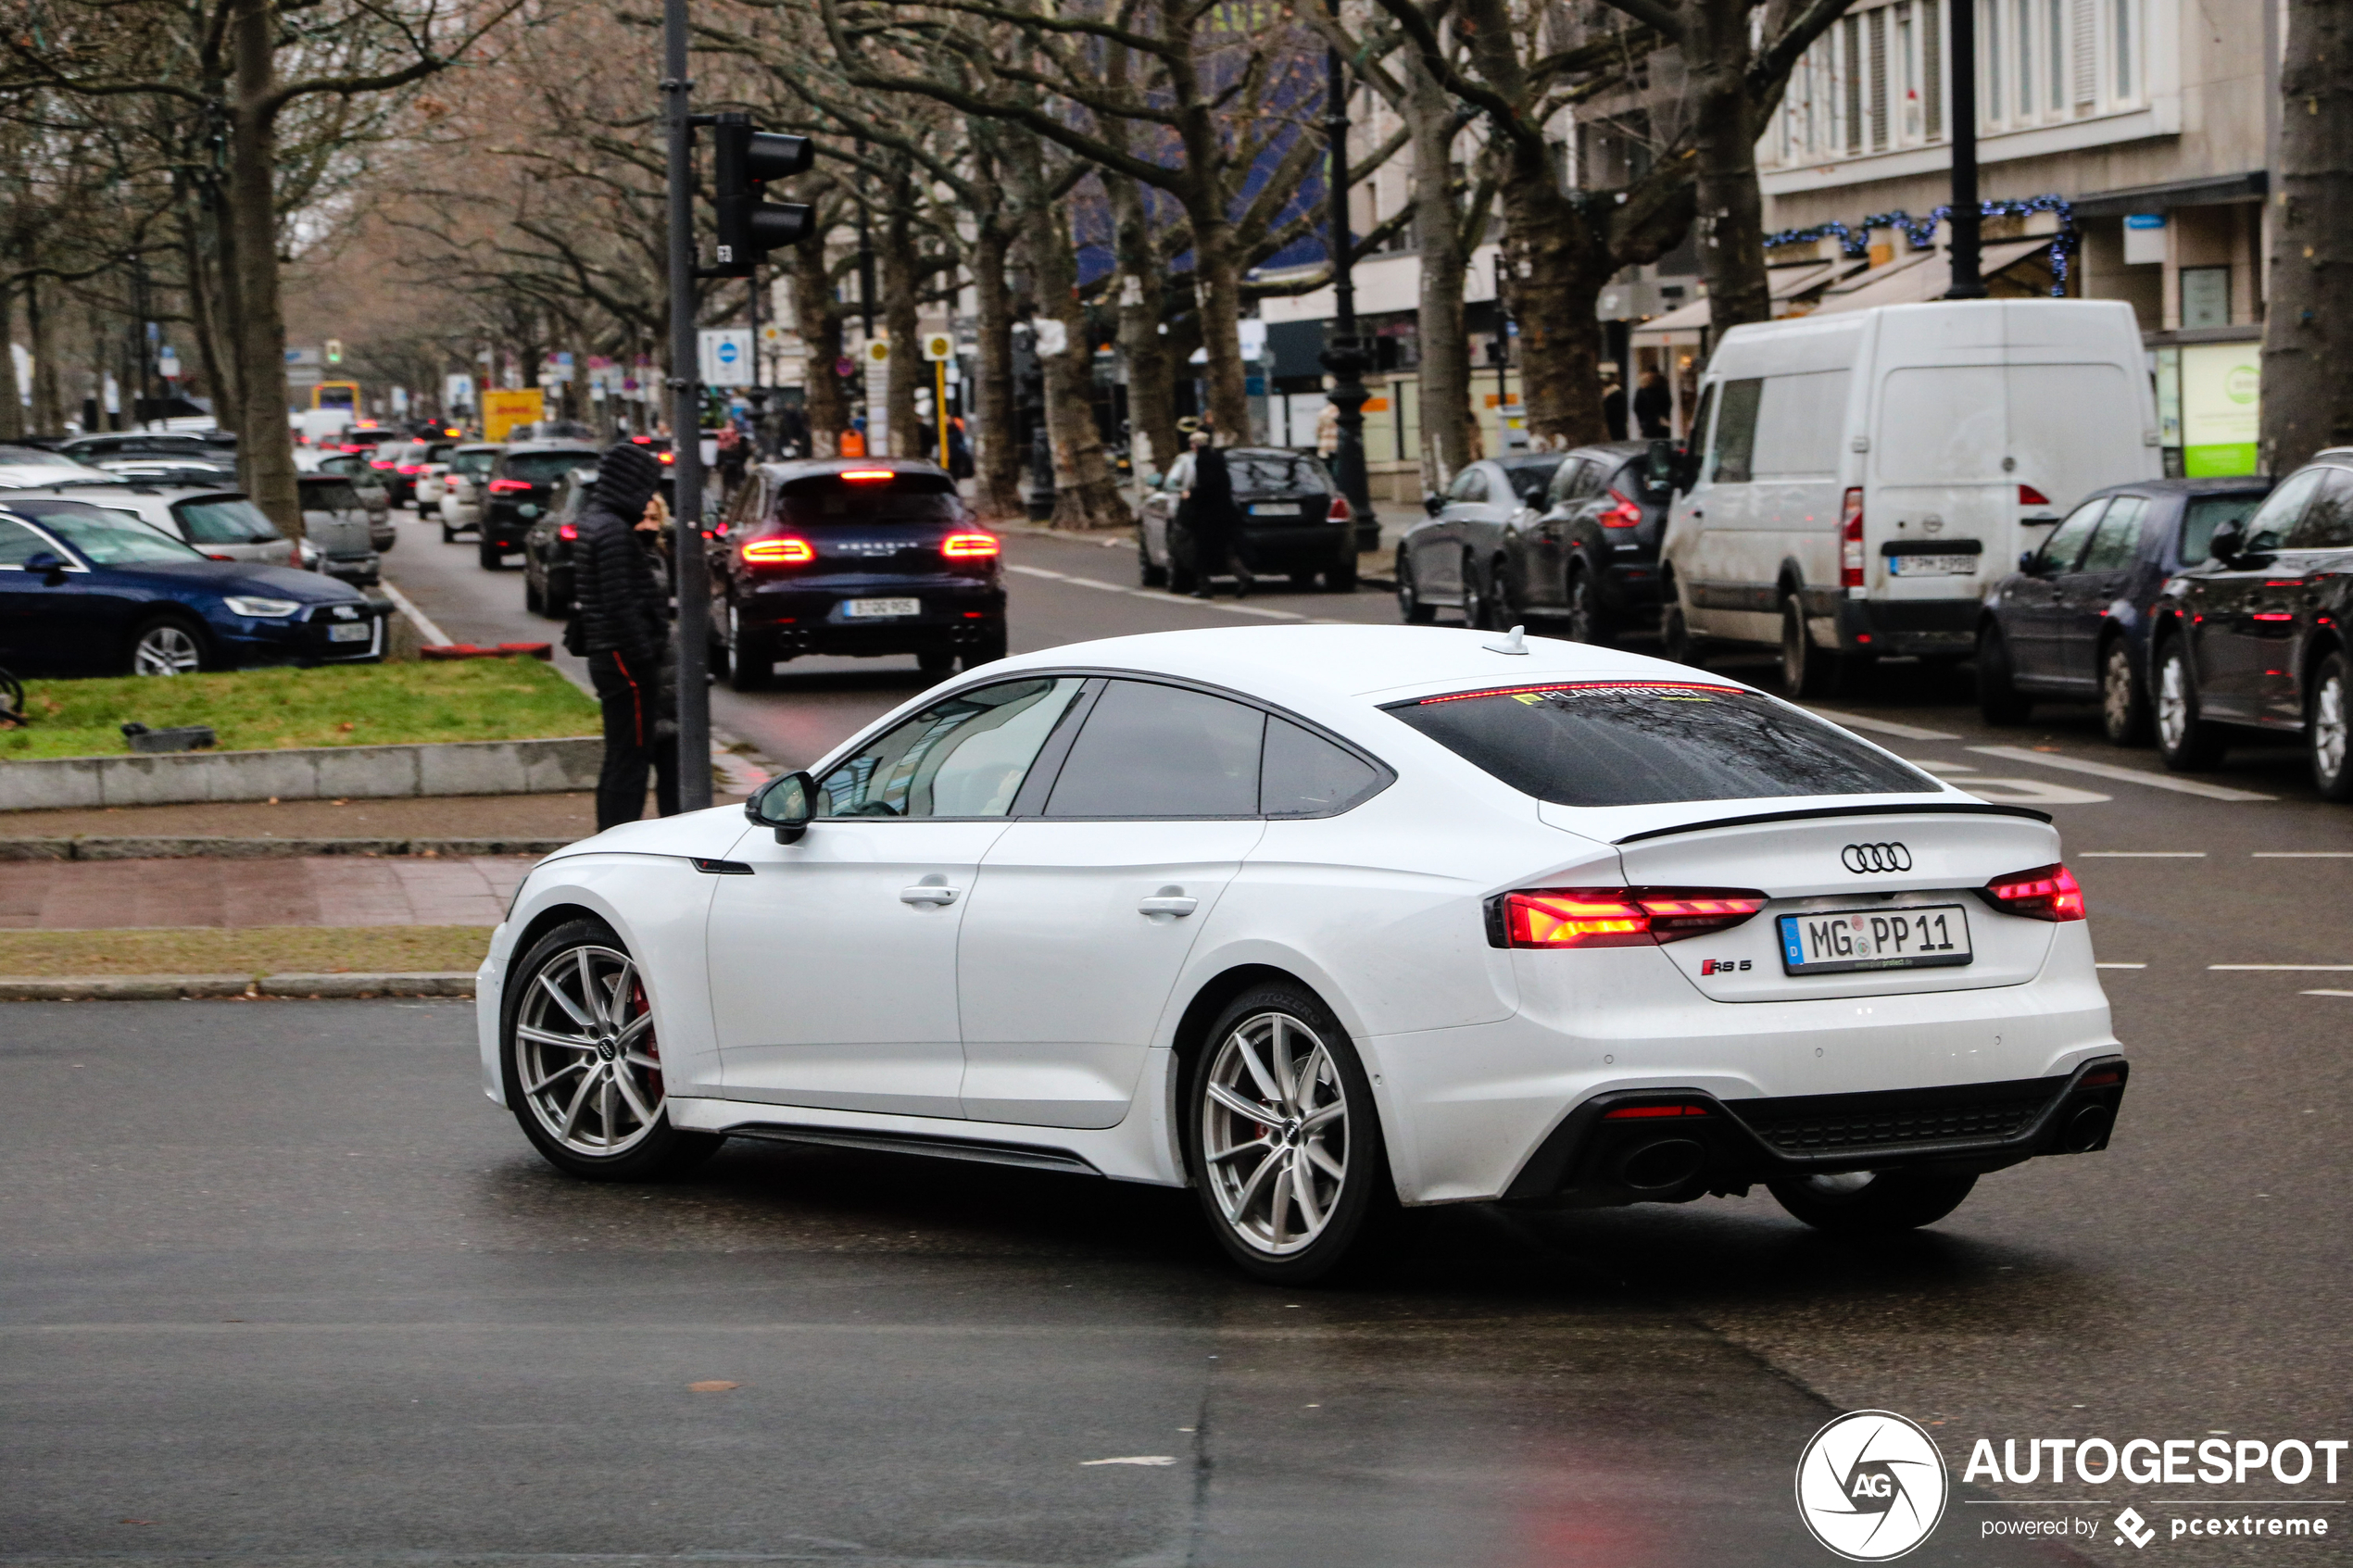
0 792 608 844
0 854 531 930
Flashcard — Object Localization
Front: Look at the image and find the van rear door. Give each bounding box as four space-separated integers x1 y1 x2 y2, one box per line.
1871 364 2011 604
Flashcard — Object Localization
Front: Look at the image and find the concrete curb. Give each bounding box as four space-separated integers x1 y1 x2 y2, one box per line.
0 735 603 812
0 836 575 861
0 972 478 1001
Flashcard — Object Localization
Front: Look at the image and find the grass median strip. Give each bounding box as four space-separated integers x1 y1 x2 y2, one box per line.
1 660 597 761
0 925 493 977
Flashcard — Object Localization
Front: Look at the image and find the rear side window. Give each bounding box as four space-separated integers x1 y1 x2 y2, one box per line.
175 498 282 545
2244 468 2325 553
1384 682 1934 808
2287 470 2353 549
2179 493 2265 564
773 471 968 527
1751 372 1849 478
0 515 52 566
1708 379 1763 483
2037 499 2108 572
2080 497 2147 571
1046 681 1265 817
816 678 1085 819
450 450 497 477
1261 719 1385 817
1551 459 1595 502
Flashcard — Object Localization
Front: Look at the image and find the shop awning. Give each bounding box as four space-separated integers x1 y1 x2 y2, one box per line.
1812 239 2056 314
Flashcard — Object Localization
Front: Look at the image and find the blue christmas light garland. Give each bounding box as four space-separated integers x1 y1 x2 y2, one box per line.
1762 195 2079 295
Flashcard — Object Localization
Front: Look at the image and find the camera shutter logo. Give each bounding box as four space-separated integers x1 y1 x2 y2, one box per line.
1842 842 1912 874
1794 1410 1949 1561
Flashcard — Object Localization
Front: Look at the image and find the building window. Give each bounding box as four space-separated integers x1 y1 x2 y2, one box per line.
1983 0 2002 126
2047 0 2065 110
2114 0 2135 97
2181 267 2230 329
1843 15 1865 153
1924 0 1944 134
2016 0 2033 119
1868 8 1890 147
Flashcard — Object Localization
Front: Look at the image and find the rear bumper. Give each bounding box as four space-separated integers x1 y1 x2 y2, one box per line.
1503 1056 2129 1207
734 577 1005 655
1233 523 1354 571
1831 596 1982 658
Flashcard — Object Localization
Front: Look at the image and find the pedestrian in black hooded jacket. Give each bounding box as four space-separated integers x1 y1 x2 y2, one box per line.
571 442 678 829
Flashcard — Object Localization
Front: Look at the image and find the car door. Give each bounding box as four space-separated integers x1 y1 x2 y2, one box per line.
1520 458 1586 610
705 676 1088 1118
2190 468 2326 721
1419 467 1485 600
955 678 1268 1129
2056 496 2146 686
0 515 68 672
2264 467 2353 723
2006 497 2104 684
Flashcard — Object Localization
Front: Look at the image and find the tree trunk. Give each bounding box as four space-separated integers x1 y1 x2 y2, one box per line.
1012 151 1126 530
0 283 23 442
2264 0 2353 469
1405 54 1473 487
227 0 300 537
1189 226 1252 440
970 222 1025 517
1496 142 1614 448
1106 173 1177 486
180 185 236 427
791 231 847 458
28 277 63 433
1689 0 1773 332
881 169 923 459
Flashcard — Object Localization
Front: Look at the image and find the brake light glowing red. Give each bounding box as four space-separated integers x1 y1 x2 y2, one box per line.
370 459 394 470
1840 487 1865 588
941 532 1000 558
1601 489 1644 528
658 452 674 464
1327 494 1353 523
1980 863 2086 922
488 478 532 493
396 464 422 474
841 469 895 482
2020 483 2051 506
1494 887 1767 949
1415 680 1740 706
742 536 815 564
1601 1103 1712 1120
557 523 577 541
631 435 653 445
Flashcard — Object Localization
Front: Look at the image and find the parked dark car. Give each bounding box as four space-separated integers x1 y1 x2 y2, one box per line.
1136 446 1358 594
0 497 388 675
711 458 1004 689
478 442 597 570
1489 441 1671 641
524 464 676 619
1394 455 1565 627
371 438 458 508
1977 477 2271 743
2140 454 2353 795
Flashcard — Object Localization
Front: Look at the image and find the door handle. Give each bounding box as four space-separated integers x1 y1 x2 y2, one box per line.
1138 895 1199 918
900 884 960 906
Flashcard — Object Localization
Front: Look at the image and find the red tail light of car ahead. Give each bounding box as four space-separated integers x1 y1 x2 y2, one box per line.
1494 887 1768 949
658 452 675 464
1980 863 2086 922
840 469 896 483
1600 489 1644 529
941 532 1000 559
557 523 577 541
370 459 395 470
2020 483 2052 506
742 536 815 565
487 478 533 494
1327 495 1353 523
1840 488 1866 588
396 463 423 474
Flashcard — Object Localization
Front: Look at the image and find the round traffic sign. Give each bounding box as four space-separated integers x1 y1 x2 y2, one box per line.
716 341 739 364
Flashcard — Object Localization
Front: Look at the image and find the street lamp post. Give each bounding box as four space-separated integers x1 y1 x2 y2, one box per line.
1944 0 1986 300
662 0 713 812
1320 0 1376 544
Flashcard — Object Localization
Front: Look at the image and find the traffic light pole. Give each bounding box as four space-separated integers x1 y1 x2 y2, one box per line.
662 0 713 813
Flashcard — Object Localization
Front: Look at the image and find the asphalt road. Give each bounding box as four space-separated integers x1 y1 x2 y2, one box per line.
6 505 2343 1565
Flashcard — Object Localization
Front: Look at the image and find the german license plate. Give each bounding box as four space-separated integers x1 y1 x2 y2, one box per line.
1247 502 1301 516
327 622 371 643
1890 554 1978 576
1778 905 1972 974
843 596 920 619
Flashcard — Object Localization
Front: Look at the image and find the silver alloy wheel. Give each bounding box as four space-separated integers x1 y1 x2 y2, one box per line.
2103 645 2135 736
513 942 666 1158
1199 1010 1349 1257
2157 651 2191 751
1780 599 1808 694
2315 671 2348 782
132 623 202 676
1798 1171 1875 1197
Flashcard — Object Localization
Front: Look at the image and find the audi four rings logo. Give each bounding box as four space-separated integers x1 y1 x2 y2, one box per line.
1842 842 1912 874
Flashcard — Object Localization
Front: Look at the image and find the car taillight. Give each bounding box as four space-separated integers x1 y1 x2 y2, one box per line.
841 469 896 482
371 459 394 470
1327 494 1353 523
2019 483 2051 506
1601 489 1644 529
1840 487 1865 588
941 532 1000 558
557 523 577 541
658 452 674 464
1491 887 1767 949
631 435 654 445
1979 863 2086 922
204 552 233 561
488 478 532 493
742 536 815 564
396 463 422 474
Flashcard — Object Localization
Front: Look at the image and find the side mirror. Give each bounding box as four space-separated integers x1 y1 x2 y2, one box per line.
1422 493 1444 517
2207 520 2246 565
1645 437 1678 492
745 770 815 844
24 550 65 581
2019 550 2037 574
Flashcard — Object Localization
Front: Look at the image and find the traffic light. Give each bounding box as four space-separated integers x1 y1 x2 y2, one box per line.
711 115 813 276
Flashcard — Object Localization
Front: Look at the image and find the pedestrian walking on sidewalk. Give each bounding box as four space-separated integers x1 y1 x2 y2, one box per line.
569 442 679 830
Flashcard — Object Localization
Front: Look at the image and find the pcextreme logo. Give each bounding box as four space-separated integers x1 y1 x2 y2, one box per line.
1795 1411 1951 1562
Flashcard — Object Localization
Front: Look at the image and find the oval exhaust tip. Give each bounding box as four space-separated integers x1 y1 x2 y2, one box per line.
1618 1137 1708 1191
2063 1103 2111 1153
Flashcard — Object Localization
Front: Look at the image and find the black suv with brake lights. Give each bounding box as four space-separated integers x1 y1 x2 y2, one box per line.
712 458 1006 689
477 441 596 571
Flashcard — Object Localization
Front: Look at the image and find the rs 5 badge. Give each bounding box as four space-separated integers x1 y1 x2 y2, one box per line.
1699 959 1752 975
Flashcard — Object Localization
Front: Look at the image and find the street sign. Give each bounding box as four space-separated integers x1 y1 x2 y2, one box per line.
444 373 475 410
699 327 754 387
922 332 953 362
835 357 855 377
864 337 891 368
157 347 181 382
285 346 322 367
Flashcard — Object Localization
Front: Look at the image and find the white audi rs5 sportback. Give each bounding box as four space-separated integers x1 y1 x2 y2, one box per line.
478 624 2128 1283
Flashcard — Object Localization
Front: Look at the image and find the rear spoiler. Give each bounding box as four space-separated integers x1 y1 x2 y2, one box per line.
1614 800 2052 847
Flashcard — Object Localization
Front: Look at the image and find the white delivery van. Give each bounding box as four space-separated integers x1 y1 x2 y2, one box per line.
1658 299 2159 696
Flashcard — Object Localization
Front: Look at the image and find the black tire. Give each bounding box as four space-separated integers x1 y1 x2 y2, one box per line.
442 521 458 544
1325 555 1358 593
1661 596 1703 668
2307 650 2353 800
2154 637 2228 771
1288 571 1320 591
1182 981 1397 1285
1168 534 1199 596
729 634 771 691
1397 549 1434 624
500 917 723 1182
2099 636 2152 746
918 650 956 676
1564 563 1604 645
963 624 1009 668
478 539 505 571
1779 594 1838 699
1460 552 1491 629
1138 528 1167 588
125 613 210 677
1768 1170 1977 1234
1976 623 2034 725
524 574 546 616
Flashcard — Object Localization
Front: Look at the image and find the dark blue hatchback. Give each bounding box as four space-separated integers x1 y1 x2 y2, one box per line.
0 498 389 676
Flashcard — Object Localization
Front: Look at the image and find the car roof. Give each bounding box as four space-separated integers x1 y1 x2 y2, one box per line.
2084 476 2271 501
504 441 598 454
754 456 950 481
1492 454 1563 470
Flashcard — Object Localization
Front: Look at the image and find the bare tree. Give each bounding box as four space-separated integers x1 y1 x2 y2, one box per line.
2263 0 2353 470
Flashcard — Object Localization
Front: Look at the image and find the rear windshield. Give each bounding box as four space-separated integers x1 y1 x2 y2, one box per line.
501 452 595 483
303 480 364 511
176 497 283 544
1227 455 1329 494
449 449 497 476
2180 493 2267 566
8 501 205 564
773 471 969 526
1385 681 1935 808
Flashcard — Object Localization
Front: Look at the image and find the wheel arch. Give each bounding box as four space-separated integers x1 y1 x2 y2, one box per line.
2299 623 2347 698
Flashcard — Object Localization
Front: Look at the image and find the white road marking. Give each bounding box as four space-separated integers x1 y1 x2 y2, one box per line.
376 578 451 648
1006 561 1338 624
1808 709 1961 741
1968 745 2277 802
2252 851 2353 858
1081 1455 1177 1467
2079 852 2208 859
2095 962 2148 970
2208 964 2353 972
2300 989 2353 997
1910 760 1980 772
